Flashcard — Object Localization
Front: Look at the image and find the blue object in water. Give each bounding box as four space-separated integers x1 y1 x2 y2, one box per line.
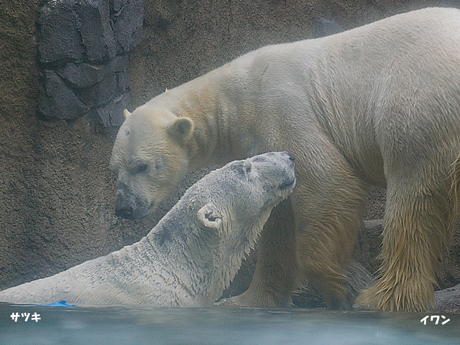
42 300 77 307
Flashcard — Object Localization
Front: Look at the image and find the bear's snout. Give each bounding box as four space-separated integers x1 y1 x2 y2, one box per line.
114 187 154 219
115 191 135 219
115 204 135 219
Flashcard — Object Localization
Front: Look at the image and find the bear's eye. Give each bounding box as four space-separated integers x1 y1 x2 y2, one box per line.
135 162 149 173
236 162 252 179
240 162 251 175
244 163 251 174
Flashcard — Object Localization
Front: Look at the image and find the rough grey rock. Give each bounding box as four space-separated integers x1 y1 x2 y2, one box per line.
112 0 144 54
38 70 90 120
112 55 130 73
112 0 129 13
56 63 107 89
76 69 119 108
56 56 129 89
435 283 460 313
95 93 131 127
38 0 84 63
76 0 117 62
37 0 142 126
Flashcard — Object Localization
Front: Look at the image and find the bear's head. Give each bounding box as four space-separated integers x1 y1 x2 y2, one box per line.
110 107 195 219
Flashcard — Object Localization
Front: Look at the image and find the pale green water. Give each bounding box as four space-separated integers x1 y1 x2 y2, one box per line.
1 303 459 345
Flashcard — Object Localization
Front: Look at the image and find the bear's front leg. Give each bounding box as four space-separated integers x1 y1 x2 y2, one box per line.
292 164 366 309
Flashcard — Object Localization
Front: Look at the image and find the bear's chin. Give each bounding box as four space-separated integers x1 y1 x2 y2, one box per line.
116 200 155 220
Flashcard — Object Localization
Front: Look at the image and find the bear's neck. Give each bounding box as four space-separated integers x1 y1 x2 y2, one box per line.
143 200 265 306
150 54 262 169
143 205 228 305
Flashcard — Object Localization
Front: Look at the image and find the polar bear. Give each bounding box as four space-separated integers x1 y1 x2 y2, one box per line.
0 152 295 306
110 8 460 311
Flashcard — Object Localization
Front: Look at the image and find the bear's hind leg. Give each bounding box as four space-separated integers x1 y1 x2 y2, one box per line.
356 178 458 312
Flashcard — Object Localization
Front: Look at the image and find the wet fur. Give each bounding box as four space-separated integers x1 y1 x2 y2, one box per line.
0 153 295 307
111 8 460 311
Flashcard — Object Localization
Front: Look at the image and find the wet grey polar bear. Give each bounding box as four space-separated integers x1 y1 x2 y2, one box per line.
0 152 295 306
110 7 460 312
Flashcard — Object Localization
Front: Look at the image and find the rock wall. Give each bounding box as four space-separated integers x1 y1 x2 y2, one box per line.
1 0 459 306
37 0 143 128
0 0 154 290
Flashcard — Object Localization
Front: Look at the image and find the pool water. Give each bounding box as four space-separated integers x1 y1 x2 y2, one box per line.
1 303 459 345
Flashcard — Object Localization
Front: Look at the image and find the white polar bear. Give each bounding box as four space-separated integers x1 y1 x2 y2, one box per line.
111 8 460 311
0 153 295 306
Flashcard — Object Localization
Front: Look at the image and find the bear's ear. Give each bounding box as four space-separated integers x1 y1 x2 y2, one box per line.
123 109 131 119
197 204 222 229
167 117 194 144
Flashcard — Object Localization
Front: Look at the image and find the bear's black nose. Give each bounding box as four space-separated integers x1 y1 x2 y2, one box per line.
115 205 134 219
281 151 295 161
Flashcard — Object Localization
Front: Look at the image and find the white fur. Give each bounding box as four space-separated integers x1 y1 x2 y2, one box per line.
0 153 295 306
111 8 460 311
